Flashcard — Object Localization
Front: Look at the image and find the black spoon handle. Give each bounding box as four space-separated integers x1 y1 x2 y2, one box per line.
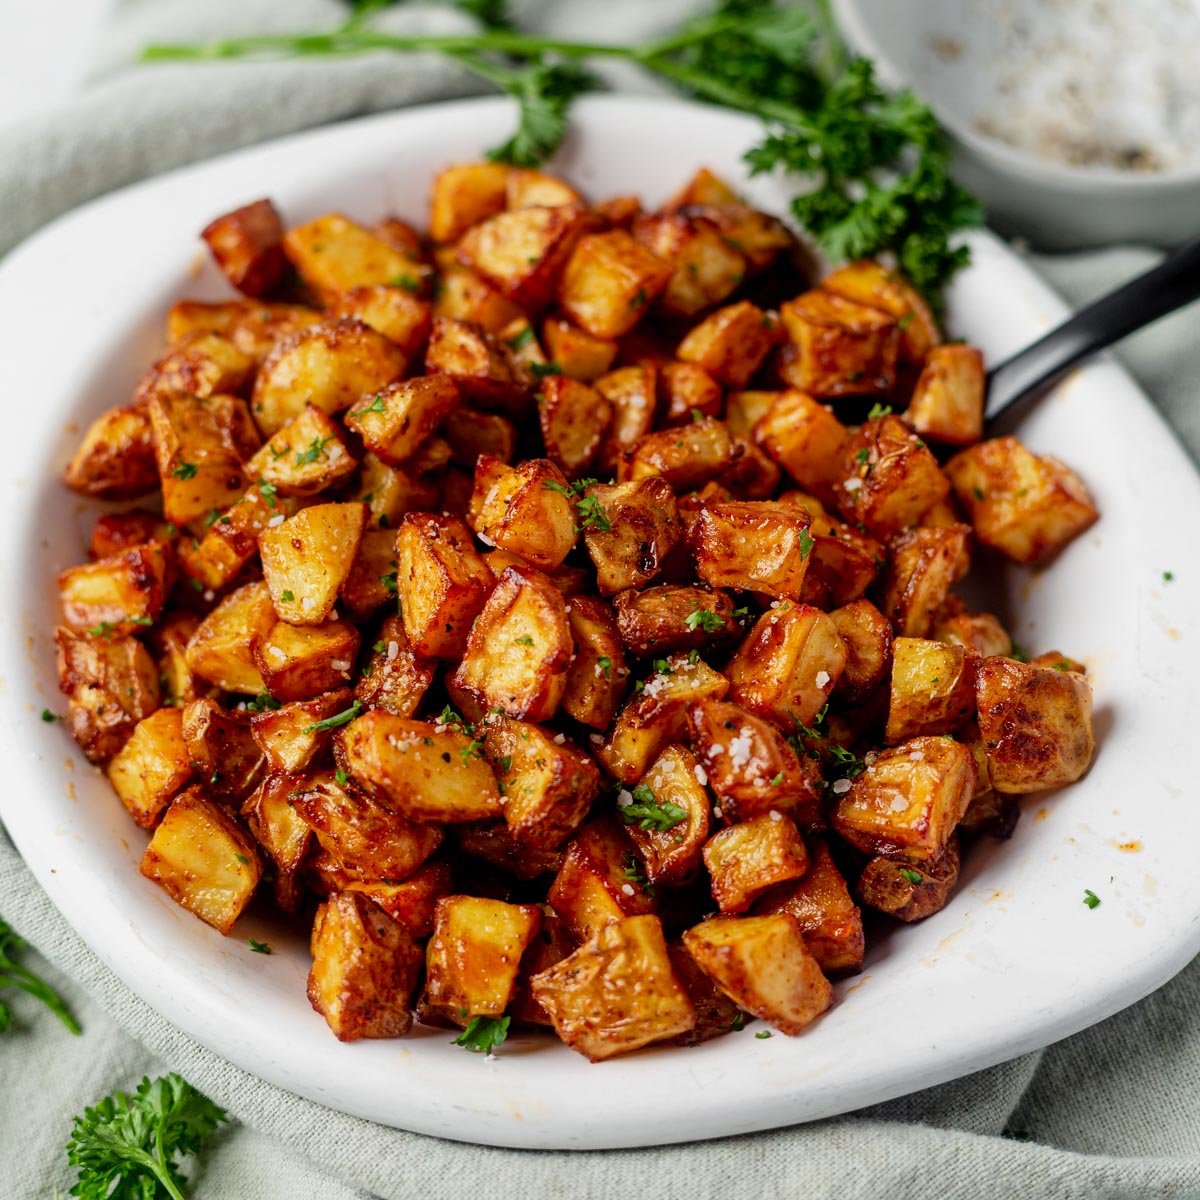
985 236 1200 425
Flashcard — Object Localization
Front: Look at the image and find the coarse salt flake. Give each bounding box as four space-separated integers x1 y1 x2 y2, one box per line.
386 640 399 661
267 514 285 527
728 730 754 768
890 795 908 813
843 477 863 493
815 670 831 689
909 750 925 761
477 531 495 547
588 733 603 745
301 596 315 611
616 789 633 808
693 763 708 786
620 884 636 897
552 733 566 745
769 809 783 822
831 777 852 795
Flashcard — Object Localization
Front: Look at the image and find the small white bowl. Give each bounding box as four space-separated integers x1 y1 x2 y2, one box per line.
834 0 1200 249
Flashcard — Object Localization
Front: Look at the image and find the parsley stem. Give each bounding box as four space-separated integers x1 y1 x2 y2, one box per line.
151 1131 187 1200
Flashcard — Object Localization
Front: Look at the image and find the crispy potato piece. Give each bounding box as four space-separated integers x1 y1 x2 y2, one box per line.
185 580 277 694
483 550 589 597
424 316 522 410
181 697 264 802
153 613 200 710
832 736 974 860
676 206 792 276
451 565 572 722
456 821 565 882
484 715 600 851
507 167 583 210
886 638 976 744
246 404 358 496
58 542 170 636
344 860 453 937
754 835 864 975
63 404 158 500
467 456 577 570
779 290 899 398
677 300 779 388
509 908 575 1027
140 787 261 933
624 744 711 887
55 627 160 763
904 345 985 445
881 524 972 638
974 656 1095 793
596 364 656 468
945 436 1099 564
627 416 734 490
338 528 398 620
726 602 846 728
559 230 672 338
632 212 745 317
250 688 354 774
284 213 430 301
227 302 326 363
308 890 421 1041
329 285 432 358
821 260 940 363
350 452 440 530
596 652 729 784
658 362 722 426
668 938 743 1045
201 199 286 297
352 618 435 719
395 512 492 659
252 319 406 436
106 708 193 828
542 316 618 382
725 389 777 439
253 619 361 702
803 514 883 608
684 913 831 1036
336 710 502 823
443 407 516 469
687 500 813 602
433 261 524 334
688 699 823 826
538 376 613 477
420 895 543 1024
135 333 255 406
719 436 783 501
561 595 628 730
532 914 696 1060
373 215 425 258
830 599 893 704
259 502 366 625
753 389 851 501
582 477 681 596
344 375 461 466
164 299 247 344
429 162 510 243
613 584 739 657
704 812 809 914
933 607 1012 658
858 836 961 922
240 772 314 912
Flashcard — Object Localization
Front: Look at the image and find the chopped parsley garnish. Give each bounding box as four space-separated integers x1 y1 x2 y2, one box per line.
629 288 648 310
798 527 814 560
1163 570 1175 582
619 784 688 832
899 868 923 884
855 448 870 464
203 507 223 527
769 772 784 787
355 393 388 415
280 589 294 602
684 608 725 633
234 853 249 865
171 461 198 480
437 704 472 733
380 570 398 596
303 700 362 734
1083 889 1101 909
729 1012 746 1032
575 492 612 532
460 737 485 765
40 708 61 723
372 640 387 654
530 360 562 379
295 435 334 467
85 621 115 638
597 655 612 679
621 852 655 898
514 634 534 646
755 1030 772 1039
247 938 272 954
453 1014 510 1054
258 478 278 507
335 768 349 786
506 325 535 351
390 273 420 293
867 403 893 420
245 692 281 713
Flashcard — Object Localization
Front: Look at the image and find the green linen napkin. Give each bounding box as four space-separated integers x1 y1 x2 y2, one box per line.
2 4 1198 1198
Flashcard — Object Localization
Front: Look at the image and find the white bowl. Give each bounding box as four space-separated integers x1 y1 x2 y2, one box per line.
1 95 1198 1150
834 0 1200 249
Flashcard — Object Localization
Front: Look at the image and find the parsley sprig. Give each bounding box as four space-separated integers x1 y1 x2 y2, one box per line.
453 1014 511 1054
0 916 79 1036
618 783 688 832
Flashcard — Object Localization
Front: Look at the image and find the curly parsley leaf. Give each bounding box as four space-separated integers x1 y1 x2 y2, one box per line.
484 61 597 168
0 916 79 1036
618 784 688 832
453 1014 511 1054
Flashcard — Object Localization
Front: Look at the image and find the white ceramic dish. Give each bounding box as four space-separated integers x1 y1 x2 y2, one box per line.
1 95 1198 1151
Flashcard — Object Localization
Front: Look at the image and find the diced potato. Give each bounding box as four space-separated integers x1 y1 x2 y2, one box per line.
484 715 600 850
542 316 618 381
106 708 193 828
754 835 864 975
338 528 398 620
283 213 430 301
241 772 314 912
596 364 656 468
201 198 286 297
688 699 823 826
253 619 361 702
350 452 440 531
538 376 613 477
352 619 434 720
507 167 584 210
372 214 425 258
753 389 851 500
246 404 358 496
63 404 158 500
429 162 510 243
455 821 565 882
668 938 743 1045
432 262 524 334
832 736 974 860
184 580 277 694
821 260 940 363
559 230 673 339
336 710 502 823
624 744 711 887
561 596 628 730
135 333 255 406
677 301 779 387
308 890 421 1041
582 477 681 596
181 697 264 803
467 455 577 570
886 637 976 744
858 835 961 922
726 602 846 728
779 290 899 397
250 688 355 774
451 565 572 722
395 512 492 658
329 285 432 358
658 362 722 426
251 319 406 436
140 787 261 933
420 895 543 1024
724 389 777 439
802 514 883 607
704 811 808 914
344 375 461 466
829 599 893 704
632 212 745 317
509 908 575 1027
152 613 200 710
344 860 453 937
880 524 971 638
613 584 739 657
687 500 813 602
424 316 521 409
443 407 516 468
627 415 734 490
904 345 985 445
683 913 832 1036
227 302 325 363
531 914 696 1061
259 502 366 625
974 656 1095 793
933 606 1012 658
164 299 247 344
58 542 170 636
945 436 1099 564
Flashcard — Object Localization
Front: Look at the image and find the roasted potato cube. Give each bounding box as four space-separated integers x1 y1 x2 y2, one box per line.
507 167 583 210
106 708 193 828
779 290 899 397
688 699 823 826
153 613 200 710
858 836 961 922
164 299 247 344
904 344 985 445
677 300 779 388
344 375 460 466
95 513 165 557
283 213 430 301
632 213 745 317
801 512 883 607
704 812 809 914
338 528 399 620
829 599 893 704
484 715 600 850
668 939 743 1045
443 407 516 468
259 502 366 625
344 860 453 937
880 524 971 638
240 772 313 912
627 416 734 490
251 319 406 436
140 787 261 933
451 565 572 722
483 549 589 597
582 477 681 596
395 512 492 658
420 896 543 1024
623 745 711 887
832 735 974 860
754 835 864 975
455 822 564 882
293 768 444 878
63 403 158 500
974 656 1095 793
613 584 738 657
561 595 628 730
184 580 277 694
227 302 325 363
821 260 940 363
135 333 255 406
596 364 656 468
424 316 521 409
329 285 432 358
433 261 524 334
945 436 1099 565
201 198 286 297
246 404 358 496
308 890 421 1041
726 602 846 728
353 616 435 718
687 500 813 602
532 914 696 1060
683 913 831 1036
658 362 722 426
253 619 361 702
753 389 851 500
724 389 777 439
350 452 440 530
336 710 502 823
559 230 672 339
541 316 618 381
467 455 577 570
250 687 354 774
537 375 613 477
509 908 575 1027
886 638 976 744
933 606 1012 658
181 697 264 802
429 161 510 243
58 542 169 636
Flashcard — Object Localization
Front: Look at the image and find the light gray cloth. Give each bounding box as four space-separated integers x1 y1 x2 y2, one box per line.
2 4 1199 1199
